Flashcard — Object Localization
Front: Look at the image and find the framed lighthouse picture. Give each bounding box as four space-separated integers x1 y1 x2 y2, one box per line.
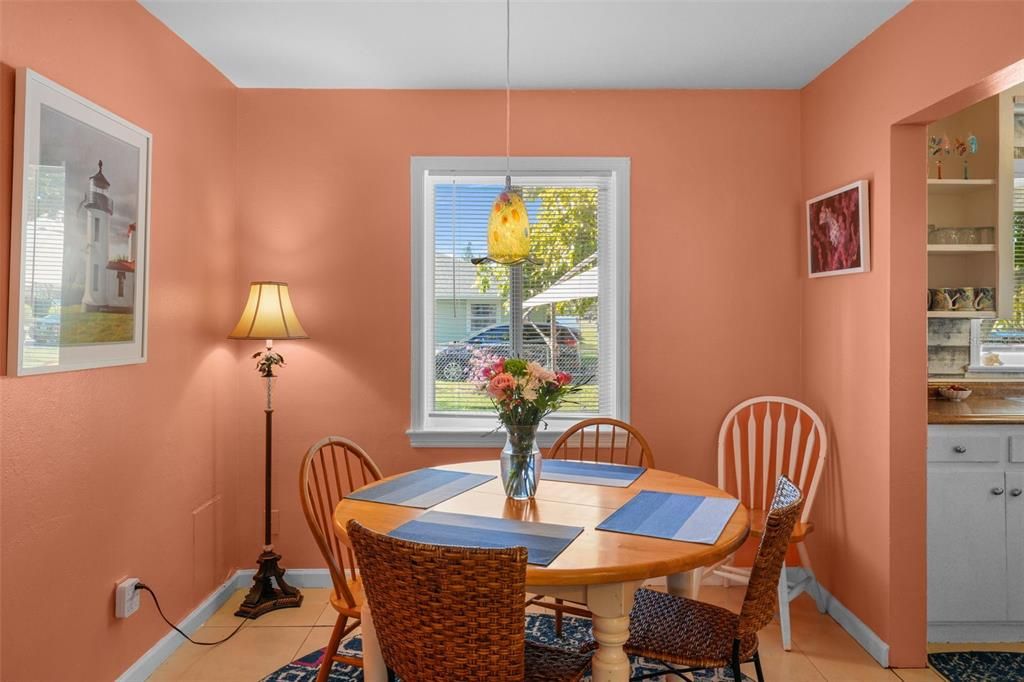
8 69 151 375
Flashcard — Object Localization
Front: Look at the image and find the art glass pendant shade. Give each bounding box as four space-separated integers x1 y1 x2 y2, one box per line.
486 183 531 264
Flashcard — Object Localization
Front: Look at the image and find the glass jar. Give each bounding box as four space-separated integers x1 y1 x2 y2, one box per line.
499 424 542 500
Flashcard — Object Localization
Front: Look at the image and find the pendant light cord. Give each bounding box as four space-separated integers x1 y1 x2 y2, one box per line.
505 0 511 179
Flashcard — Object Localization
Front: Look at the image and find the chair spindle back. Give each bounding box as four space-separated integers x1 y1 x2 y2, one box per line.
717 397 825 522
547 418 655 468
299 436 383 609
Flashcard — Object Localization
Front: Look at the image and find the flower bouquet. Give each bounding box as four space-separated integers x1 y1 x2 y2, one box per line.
472 353 580 499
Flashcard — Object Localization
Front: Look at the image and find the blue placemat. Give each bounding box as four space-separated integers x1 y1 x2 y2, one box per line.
597 491 740 544
345 469 494 509
541 459 646 487
388 510 584 566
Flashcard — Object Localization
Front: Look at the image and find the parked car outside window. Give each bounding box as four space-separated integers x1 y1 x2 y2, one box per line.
434 321 589 382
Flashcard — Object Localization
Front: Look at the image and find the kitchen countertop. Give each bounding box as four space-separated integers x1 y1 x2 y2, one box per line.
928 396 1024 424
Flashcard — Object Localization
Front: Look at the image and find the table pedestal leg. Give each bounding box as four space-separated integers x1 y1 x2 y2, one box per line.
586 580 641 682
667 569 701 598
360 601 387 682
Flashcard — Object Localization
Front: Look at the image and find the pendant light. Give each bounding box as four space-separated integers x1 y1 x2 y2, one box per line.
475 0 531 266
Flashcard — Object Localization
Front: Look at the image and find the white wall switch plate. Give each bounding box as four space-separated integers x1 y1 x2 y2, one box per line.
115 578 141 618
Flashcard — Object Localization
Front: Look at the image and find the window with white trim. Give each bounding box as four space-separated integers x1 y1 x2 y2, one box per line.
971 100 1024 370
409 157 629 447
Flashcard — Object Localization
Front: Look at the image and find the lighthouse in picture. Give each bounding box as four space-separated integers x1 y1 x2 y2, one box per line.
81 160 113 312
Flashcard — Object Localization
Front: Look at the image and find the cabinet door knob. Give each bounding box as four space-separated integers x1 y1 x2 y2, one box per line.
1012 489 1023 497
954 445 967 453
993 487 1005 496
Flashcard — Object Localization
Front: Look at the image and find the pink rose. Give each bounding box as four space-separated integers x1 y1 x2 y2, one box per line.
487 372 516 399
555 371 572 386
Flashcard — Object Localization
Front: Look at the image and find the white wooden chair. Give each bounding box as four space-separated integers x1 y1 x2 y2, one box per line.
700 396 828 651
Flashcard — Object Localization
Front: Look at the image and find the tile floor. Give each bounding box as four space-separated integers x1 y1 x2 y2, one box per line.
149 585 957 681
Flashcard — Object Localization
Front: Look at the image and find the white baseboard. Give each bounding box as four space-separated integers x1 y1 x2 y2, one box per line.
809 572 890 668
705 566 890 667
929 621 1024 642
120 565 893 679
117 568 332 682
277 568 333 588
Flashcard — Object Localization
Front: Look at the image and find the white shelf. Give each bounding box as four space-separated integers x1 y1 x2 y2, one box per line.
927 178 997 195
928 310 997 318
927 244 997 253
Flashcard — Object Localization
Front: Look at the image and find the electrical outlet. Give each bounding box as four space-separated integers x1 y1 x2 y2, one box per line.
115 578 141 618
271 509 280 536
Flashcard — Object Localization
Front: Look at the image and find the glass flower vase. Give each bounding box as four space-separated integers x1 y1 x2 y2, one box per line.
500 424 542 500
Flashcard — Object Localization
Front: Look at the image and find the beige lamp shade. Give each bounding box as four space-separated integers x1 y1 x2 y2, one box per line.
229 281 309 340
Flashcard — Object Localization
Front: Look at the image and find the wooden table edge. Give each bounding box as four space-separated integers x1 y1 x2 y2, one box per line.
332 464 751 586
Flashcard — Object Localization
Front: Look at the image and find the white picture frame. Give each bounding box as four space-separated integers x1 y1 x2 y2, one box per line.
806 179 870 278
8 69 152 376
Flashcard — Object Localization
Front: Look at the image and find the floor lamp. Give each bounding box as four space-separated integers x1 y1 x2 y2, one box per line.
229 281 309 618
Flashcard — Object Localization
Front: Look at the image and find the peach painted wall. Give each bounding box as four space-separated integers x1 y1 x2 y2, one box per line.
0 1 241 679
232 89 805 570
800 0 1024 667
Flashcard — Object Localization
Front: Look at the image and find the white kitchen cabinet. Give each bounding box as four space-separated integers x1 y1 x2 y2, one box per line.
928 469 1007 622
1007 471 1024 622
928 424 1024 641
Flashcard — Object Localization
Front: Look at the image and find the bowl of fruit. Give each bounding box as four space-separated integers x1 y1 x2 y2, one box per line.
939 384 972 402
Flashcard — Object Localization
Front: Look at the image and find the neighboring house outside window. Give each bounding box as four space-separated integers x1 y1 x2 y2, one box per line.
468 303 498 333
409 157 630 447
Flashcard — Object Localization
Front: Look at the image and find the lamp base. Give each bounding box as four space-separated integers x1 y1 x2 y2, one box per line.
235 547 303 619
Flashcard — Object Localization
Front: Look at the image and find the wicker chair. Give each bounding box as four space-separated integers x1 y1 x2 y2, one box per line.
347 519 593 682
299 436 384 682
530 417 656 636
622 476 804 682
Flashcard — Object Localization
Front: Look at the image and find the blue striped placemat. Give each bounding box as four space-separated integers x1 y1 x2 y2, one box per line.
388 511 584 566
541 459 646 487
345 469 494 509
597 491 740 544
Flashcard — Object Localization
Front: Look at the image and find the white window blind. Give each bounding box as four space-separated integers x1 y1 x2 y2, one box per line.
410 158 629 446
975 101 1024 368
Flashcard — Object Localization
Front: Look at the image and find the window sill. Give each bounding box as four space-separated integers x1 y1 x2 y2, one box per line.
967 365 1024 374
406 427 569 449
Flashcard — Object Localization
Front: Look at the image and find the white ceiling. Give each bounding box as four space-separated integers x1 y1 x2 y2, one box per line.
140 0 909 90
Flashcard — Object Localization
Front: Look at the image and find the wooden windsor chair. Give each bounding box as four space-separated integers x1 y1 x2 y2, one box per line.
346 520 593 682
299 436 384 682
621 476 805 682
546 417 655 468
701 396 828 651
527 417 656 636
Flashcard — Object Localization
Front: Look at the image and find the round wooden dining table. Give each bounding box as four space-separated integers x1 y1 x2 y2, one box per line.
332 459 749 682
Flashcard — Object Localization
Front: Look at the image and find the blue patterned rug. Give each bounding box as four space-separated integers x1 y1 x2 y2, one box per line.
263 613 752 681
928 651 1024 681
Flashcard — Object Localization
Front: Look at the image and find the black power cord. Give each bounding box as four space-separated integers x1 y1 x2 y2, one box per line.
136 582 246 646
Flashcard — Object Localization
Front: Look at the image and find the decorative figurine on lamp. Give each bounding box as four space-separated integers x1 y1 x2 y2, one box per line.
229 281 309 618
